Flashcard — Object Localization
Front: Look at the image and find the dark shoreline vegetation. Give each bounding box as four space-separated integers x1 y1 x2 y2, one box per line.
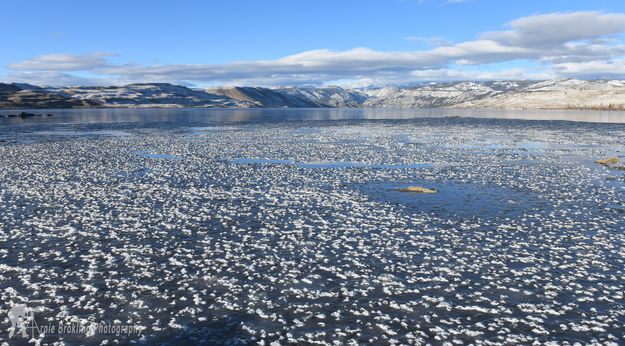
0 111 55 118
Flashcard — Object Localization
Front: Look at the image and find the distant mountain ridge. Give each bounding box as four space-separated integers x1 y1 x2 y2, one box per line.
2 79 625 110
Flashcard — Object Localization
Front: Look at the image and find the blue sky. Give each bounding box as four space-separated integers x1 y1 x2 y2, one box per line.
3 0 625 87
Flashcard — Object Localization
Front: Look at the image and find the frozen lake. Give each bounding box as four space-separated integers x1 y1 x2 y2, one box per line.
1 108 624 344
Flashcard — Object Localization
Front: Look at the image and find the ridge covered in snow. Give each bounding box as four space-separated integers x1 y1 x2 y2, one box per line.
3 79 625 110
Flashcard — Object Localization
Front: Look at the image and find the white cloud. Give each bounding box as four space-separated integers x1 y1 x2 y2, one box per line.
4 11 625 87
549 57 625 78
482 11 625 48
7 53 114 71
5 71 118 87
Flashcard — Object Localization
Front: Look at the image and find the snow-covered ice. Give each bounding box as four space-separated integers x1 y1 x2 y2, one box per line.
0 109 624 344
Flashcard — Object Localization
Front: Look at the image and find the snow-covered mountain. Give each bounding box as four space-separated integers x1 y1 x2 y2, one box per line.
0 83 100 109
48 83 246 108
451 79 625 110
205 86 319 108
362 81 534 108
273 86 367 107
3 79 625 110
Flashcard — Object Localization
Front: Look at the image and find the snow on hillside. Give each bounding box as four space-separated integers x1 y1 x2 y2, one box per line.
205 86 319 108
48 83 245 108
4 79 625 110
362 81 501 108
362 86 400 99
452 79 625 110
453 88 625 110
274 86 367 107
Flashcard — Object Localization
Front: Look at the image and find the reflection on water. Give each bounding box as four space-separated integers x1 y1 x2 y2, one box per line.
1 107 625 125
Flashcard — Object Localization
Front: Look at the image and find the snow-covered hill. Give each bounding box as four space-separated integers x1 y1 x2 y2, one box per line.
0 83 100 109
205 86 319 108
273 86 367 107
3 79 625 110
452 79 625 110
362 81 534 108
48 83 246 108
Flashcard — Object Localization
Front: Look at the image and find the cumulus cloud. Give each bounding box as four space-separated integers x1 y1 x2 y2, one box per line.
4 11 625 87
482 11 625 48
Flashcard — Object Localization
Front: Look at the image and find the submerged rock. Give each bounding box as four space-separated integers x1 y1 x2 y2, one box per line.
0 139 5 143
595 157 620 165
394 186 439 194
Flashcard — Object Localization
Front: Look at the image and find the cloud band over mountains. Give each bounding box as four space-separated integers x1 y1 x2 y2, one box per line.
5 11 625 87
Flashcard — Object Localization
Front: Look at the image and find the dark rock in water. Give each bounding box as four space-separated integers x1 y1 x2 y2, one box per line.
0 139 5 143
2 112 54 118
